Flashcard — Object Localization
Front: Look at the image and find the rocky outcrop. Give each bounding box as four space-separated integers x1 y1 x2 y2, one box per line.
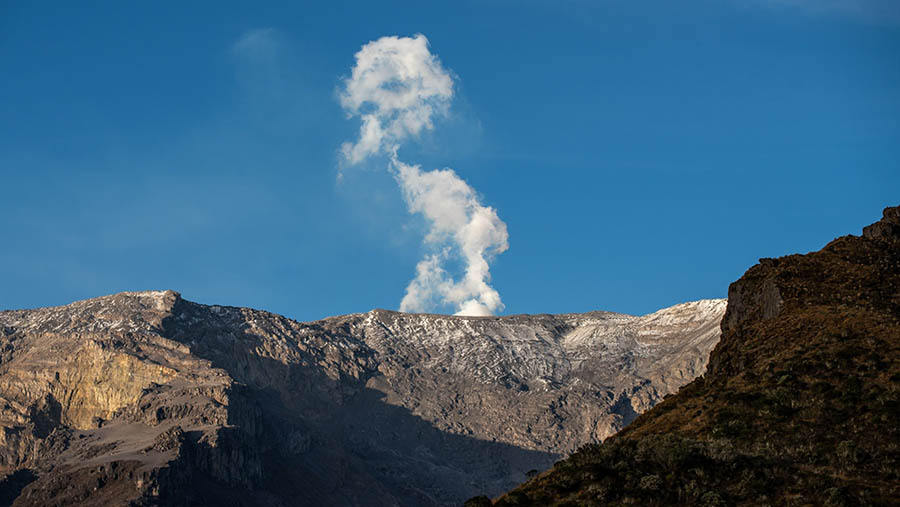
0 292 725 506
862 205 900 244
490 207 900 506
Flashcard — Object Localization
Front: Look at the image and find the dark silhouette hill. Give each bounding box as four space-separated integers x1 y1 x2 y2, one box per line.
483 206 900 506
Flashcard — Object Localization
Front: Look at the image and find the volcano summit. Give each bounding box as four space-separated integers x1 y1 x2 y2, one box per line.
0 293 723 505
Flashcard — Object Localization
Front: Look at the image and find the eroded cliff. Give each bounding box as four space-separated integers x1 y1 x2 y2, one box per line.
0 291 725 506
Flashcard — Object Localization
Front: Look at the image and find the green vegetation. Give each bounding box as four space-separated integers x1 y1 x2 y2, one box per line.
478 208 900 506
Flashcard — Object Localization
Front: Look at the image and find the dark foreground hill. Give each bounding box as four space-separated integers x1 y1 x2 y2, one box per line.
482 206 900 506
0 287 724 506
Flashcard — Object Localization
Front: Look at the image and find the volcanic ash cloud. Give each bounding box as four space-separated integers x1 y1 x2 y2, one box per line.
339 34 508 317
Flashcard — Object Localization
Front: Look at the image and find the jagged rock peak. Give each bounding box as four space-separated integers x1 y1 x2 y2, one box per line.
0 290 183 336
862 205 900 243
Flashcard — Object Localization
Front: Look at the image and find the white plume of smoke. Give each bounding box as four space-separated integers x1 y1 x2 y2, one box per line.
392 157 508 316
340 34 454 165
340 34 508 316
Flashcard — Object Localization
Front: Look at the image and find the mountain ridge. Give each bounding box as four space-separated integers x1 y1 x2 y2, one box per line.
485 206 900 506
0 291 724 505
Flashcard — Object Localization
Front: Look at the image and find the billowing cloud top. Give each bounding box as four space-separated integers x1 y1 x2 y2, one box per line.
340 34 454 165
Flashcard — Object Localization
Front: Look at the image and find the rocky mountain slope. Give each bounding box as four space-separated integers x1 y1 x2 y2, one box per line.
486 208 900 506
0 289 724 506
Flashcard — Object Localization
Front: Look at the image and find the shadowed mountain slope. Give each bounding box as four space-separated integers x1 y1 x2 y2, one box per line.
486 206 900 506
0 289 724 506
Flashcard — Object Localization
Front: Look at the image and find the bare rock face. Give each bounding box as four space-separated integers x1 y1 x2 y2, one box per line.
862 205 900 244
0 292 724 506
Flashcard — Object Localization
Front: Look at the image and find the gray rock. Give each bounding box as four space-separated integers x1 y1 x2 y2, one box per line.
0 291 725 506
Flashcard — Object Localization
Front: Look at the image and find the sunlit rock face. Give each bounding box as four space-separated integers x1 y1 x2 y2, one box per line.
0 291 724 506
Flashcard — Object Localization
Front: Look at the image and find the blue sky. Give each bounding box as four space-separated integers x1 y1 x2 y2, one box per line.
1 1 898 320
